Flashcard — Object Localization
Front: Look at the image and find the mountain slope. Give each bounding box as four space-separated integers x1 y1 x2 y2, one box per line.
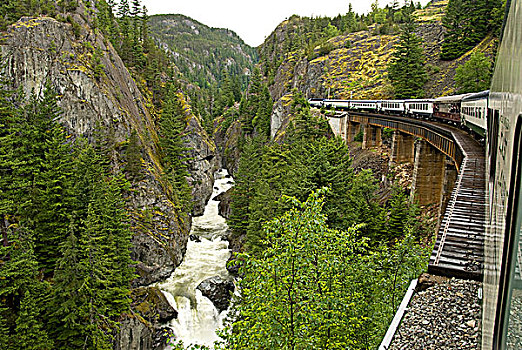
148 14 258 90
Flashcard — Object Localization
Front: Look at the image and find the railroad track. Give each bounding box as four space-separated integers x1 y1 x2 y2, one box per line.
428 127 486 280
342 112 486 280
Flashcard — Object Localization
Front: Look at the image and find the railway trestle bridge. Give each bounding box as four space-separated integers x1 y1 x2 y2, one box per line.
327 111 485 280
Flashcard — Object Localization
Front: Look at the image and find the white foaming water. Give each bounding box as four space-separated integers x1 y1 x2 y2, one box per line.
159 169 235 349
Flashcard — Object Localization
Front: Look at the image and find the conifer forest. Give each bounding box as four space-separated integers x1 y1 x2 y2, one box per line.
0 0 506 349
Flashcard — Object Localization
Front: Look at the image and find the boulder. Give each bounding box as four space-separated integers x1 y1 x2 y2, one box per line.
214 188 232 219
196 276 235 313
189 234 201 242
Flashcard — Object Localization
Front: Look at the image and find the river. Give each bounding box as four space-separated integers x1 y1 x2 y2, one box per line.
159 169 235 349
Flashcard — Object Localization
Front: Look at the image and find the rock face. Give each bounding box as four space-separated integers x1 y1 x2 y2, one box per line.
182 107 220 216
196 276 235 313
215 188 232 219
214 117 242 176
116 288 176 350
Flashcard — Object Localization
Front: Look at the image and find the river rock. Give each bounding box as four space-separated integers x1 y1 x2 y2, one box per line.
214 188 233 219
196 276 235 313
189 234 201 242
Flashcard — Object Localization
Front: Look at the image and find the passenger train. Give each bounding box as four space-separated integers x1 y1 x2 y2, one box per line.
309 91 488 139
312 0 521 347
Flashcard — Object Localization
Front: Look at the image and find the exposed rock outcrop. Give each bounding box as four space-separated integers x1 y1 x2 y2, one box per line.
115 288 176 350
182 107 220 216
196 276 235 313
214 117 242 176
1 11 220 348
215 188 232 219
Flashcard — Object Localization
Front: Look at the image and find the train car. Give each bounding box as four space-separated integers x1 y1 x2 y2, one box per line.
461 90 488 138
482 0 522 348
323 99 350 110
308 98 324 108
404 99 434 118
379 100 405 114
433 94 472 123
349 100 378 111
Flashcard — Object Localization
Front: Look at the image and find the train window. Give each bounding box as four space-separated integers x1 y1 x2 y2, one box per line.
499 115 522 349
489 109 500 183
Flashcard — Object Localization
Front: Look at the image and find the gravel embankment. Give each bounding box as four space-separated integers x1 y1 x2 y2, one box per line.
388 276 481 350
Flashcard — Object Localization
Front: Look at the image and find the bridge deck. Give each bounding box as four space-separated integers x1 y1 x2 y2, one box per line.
427 125 486 281
338 112 486 280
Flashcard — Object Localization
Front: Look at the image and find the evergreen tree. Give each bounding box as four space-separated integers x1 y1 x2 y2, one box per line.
51 142 133 349
14 289 53 350
252 84 273 139
0 303 8 350
440 0 502 60
386 187 411 239
158 86 192 209
0 83 21 240
229 136 264 244
387 14 427 98
21 86 73 274
454 52 493 93
50 223 87 347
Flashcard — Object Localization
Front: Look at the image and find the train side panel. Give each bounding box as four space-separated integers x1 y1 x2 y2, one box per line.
350 100 378 110
380 100 405 114
483 0 522 348
404 99 434 117
461 91 488 138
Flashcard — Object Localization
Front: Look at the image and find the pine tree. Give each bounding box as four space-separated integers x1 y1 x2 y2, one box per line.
14 289 53 350
440 0 501 60
387 14 427 98
454 52 493 93
0 303 8 349
387 188 411 239
21 86 74 274
50 223 87 347
252 84 273 139
159 86 192 209
0 83 21 241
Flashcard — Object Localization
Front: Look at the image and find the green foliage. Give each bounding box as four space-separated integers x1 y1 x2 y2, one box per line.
0 85 134 349
147 13 257 124
440 0 504 60
14 289 53 350
260 1 414 72
148 14 257 92
387 15 427 99
125 129 143 180
0 0 70 30
229 93 390 255
454 52 493 93
223 189 428 349
158 85 192 210
238 67 273 138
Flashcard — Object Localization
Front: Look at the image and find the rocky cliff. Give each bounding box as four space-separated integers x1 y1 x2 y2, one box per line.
181 95 220 215
1 10 223 347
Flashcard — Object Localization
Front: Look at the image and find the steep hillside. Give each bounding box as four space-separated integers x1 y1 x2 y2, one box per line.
148 14 257 90
260 0 498 139
0 3 217 300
